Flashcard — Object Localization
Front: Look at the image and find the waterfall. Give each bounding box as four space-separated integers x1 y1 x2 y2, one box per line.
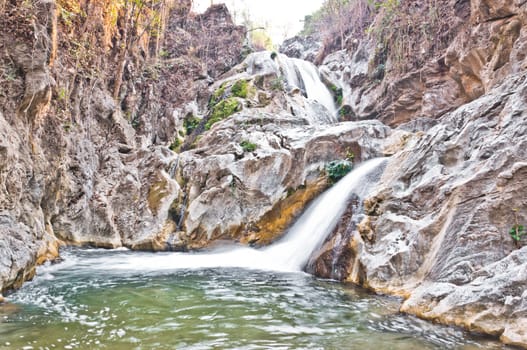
65 159 386 274
278 54 337 116
260 157 386 270
245 52 337 116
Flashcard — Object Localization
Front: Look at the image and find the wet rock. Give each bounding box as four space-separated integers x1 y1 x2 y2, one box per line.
169 51 393 247
178 116 390 247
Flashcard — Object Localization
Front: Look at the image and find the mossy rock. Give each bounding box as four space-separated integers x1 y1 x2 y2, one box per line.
209 83 227 107
169 137 182 152
231 79 249 98
206 97 241 130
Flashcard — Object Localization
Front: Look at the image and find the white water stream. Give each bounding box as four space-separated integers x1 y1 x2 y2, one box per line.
82 158 386 274
279 54 337 115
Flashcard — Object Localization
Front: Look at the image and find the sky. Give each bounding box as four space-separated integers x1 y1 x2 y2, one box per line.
192 0 325 44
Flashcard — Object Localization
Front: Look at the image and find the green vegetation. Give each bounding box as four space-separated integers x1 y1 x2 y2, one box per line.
509 208 525 247
338 105 354 121
183 115 200 135
57 87 68 101
325 160 353 183
169 137 181 152
270 77 284 91
510 225 525 242
159 48 170 58
209 83 227 107
131 115 140 129
330 85 343 106
231 80 249 98
206 98 241 130
240 140 257 152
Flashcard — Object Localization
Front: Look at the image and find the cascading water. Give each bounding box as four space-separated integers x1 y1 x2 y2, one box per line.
80 158 387 274
3 158 504 349
261 157 386 270
278 54 337 116
245 51 337 117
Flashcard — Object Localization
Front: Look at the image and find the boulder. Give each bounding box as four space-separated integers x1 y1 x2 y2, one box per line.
279 35 323 63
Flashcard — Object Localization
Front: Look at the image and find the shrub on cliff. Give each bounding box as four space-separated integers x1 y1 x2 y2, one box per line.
206 98 241 130
325 160 353 183
231 80 249 98
240 140 257 152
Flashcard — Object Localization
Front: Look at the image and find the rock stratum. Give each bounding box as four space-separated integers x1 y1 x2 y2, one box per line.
1 0 527 348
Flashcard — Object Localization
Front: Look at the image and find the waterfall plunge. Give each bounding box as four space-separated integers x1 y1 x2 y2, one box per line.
81 158 387 274
279 55 337 116
245 52 337 117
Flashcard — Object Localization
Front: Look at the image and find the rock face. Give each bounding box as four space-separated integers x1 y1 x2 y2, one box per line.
311 71 527 347
155 51 393 250
0 0 392 294
320 0 527 129
2 0 527 348
0 0 244 291
302 1 527 347
279 36 322 63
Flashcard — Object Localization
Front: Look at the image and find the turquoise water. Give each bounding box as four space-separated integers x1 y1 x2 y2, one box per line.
0 249 507 350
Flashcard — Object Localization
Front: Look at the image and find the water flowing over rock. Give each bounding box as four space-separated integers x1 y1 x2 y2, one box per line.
1 0 527 347
0 0 244 291
169 51 392 249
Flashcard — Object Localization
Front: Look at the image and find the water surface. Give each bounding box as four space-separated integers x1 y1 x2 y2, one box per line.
0 249 506 350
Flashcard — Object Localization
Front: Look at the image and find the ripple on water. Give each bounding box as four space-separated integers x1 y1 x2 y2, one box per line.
0 249 512 350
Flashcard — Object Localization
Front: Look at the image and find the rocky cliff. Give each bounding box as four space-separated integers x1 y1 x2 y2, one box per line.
1 0 527 348
0 0 247 292
0 0 391 294
303 0 527 347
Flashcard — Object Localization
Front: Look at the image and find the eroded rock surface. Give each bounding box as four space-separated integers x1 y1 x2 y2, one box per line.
0 0 244 291
280 35 322 63
313 72 527 347
320 0 527 128
156 51 394 250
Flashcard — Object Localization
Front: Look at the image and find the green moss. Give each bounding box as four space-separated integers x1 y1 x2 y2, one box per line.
206 98 241 130
240 140 257 152
209 83 227 107
231 79 249 98
330 84 344 106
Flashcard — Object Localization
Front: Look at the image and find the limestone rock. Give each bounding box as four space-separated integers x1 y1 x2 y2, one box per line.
320 1 527 128
279 35 323 63
315 72 527 347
